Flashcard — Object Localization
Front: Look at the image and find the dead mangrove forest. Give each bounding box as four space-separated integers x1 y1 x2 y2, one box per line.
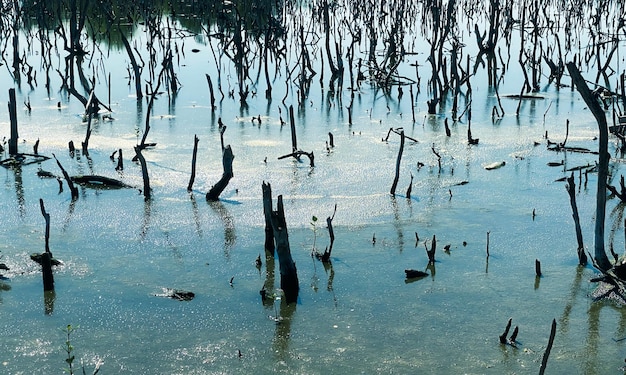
3 0 626 373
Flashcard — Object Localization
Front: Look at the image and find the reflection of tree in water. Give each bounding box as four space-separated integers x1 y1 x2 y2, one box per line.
608 201 626 258
208 200 236 258
190 194 203 237
10 164 25 218
140 198 152 241
44 290 55 315
0 280 11 305
272 300 296 362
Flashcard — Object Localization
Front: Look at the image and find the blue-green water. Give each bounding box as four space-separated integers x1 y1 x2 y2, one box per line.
2 1 626 374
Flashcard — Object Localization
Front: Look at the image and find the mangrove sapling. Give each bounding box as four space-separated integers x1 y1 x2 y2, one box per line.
62 324 102 375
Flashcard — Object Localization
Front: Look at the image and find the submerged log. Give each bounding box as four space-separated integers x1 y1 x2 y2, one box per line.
155 288 195 301
405 269 428 279
71 175 133 189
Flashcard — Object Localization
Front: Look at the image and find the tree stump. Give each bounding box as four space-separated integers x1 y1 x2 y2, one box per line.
207 145 234 201
265 185 299 304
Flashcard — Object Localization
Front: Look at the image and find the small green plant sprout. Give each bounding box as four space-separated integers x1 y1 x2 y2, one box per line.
63 324 76 374
62 324 102 375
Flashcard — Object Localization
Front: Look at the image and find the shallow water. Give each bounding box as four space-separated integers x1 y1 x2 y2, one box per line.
2 2 626 374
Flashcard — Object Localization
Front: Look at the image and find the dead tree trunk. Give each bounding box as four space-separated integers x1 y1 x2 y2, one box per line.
566 62 612 271
566 173 587 265
8 88 18 155
134 146 151 200
319 204 337 263
53 154 78 200
39 199 54 291
289 105 297 153
81 113 92 155
206 145 234 201
262 181 275 256
390 130 405 195
268 191 299 304
187 135 199 192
